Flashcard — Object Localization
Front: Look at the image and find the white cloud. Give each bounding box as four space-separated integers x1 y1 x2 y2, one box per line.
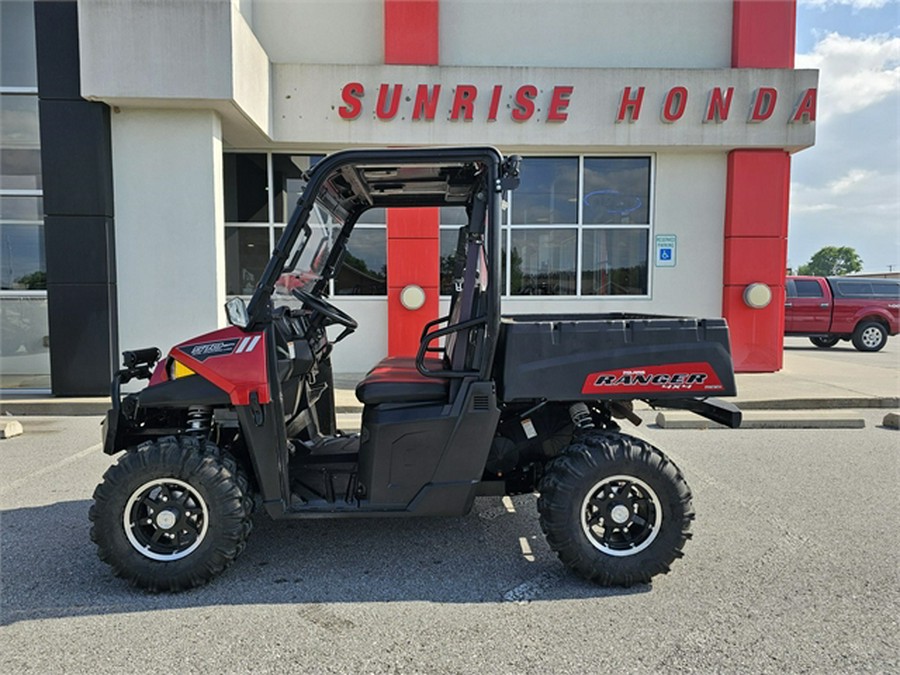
799 0 892 10
796 32 900 119
827 168 879 193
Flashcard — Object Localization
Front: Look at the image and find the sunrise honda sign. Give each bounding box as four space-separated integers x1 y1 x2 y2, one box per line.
337 82 817 125
273 65 817 149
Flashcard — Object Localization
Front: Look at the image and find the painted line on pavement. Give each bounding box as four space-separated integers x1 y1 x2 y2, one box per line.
0 443 102 496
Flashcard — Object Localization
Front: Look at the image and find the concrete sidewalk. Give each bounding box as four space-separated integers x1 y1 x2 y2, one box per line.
2 337 897 418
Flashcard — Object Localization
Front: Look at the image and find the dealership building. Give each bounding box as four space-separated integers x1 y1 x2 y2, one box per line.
0 0 816 395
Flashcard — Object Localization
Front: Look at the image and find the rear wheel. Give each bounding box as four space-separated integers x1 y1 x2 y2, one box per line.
851 321 887 352
809 336 840 349
537 431 693 586
90 435 252 591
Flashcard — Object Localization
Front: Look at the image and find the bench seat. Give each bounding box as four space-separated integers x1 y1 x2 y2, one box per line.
355 357 449 405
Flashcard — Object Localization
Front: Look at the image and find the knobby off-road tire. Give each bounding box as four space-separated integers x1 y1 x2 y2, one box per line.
90 435 253 592
851 321 888 352
809 336 840 349
537 431 693 586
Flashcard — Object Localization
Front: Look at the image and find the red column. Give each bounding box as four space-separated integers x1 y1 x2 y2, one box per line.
384 0 441 356
723 150 791 371
386 209 441 355
724 0 796 372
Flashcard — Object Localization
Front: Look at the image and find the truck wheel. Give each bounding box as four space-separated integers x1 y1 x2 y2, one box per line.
537 432 693 586
851 321 888 352
90 435 252 591
810 336 840 349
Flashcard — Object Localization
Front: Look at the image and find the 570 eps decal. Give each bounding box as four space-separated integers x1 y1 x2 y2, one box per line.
582 362 724 395
182 335 261 362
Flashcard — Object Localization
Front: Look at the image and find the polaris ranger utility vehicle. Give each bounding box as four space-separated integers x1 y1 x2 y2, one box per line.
91 147 741 592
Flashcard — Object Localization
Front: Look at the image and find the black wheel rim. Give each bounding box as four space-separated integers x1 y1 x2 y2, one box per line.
123 478 209 561
580 474 662 557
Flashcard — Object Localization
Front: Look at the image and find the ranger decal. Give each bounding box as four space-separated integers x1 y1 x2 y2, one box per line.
582 362 724 395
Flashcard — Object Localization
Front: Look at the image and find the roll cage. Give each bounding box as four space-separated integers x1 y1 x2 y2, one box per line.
245 146 521 380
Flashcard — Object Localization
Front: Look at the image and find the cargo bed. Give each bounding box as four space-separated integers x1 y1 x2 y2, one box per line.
496 313 737 402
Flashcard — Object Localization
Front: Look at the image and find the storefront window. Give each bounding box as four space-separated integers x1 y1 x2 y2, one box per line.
511 157 578 225
582 157 650 225
272 154 322 222
581 228 648 296
224 226 269 295
1 0 48 388
223 153 652 300
1 94 42 190
335 228 386 295
224 153 387 297
501 155 652 297
509 228 577 295
1 0 37 88
223 153 268 222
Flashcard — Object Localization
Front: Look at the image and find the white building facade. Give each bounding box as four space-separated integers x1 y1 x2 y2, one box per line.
1 0 815 394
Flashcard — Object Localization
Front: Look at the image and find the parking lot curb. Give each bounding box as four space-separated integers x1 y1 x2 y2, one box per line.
736 397 899 410
0 419 24 439
883 412 900 430
656 411 867 430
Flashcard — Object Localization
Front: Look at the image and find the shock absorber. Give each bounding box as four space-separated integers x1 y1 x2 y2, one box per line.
569 402 595 430
186 405 213 435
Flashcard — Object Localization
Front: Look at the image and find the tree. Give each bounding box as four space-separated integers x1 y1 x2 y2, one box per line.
797 246 863 276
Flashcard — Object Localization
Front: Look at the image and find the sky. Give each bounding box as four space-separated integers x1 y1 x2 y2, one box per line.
789 0 900 273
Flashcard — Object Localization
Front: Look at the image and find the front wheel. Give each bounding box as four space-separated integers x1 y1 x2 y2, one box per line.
90 435 253 591
851 321 888 352
810 336 840 349
537 432 693 586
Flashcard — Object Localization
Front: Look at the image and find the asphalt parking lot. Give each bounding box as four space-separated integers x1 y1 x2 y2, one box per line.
1 408 897 673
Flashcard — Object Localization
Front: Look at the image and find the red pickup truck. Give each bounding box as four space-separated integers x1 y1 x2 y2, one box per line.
785 276 900 352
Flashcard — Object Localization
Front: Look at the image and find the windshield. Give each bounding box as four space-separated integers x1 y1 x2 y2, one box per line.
273 197 342 303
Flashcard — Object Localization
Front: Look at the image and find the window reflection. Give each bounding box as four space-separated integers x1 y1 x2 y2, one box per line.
225 227 269 295
272 154 323 223
581 229 648 295
0 1 37 88
583 157 650 225
334 229 386 295
0 95 41 190
510 228 577 295
511 157 578 225
223 153 268 222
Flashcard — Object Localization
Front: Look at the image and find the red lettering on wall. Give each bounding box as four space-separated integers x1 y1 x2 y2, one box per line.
339 82 364 120
450 85 477 121
661 86 688 123
547 85 574 122
791 88 817 123
487 84 503 122
704 86 734 123
376 83 403 120
616 86 645 122
749 87 778 122
512 85 538 122
412 84 441 120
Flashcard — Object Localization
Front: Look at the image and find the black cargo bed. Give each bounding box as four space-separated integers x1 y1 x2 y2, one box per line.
496 313 737 402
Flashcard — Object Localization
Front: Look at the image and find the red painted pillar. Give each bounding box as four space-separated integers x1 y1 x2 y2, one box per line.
724 0 796 372
384 0 441 356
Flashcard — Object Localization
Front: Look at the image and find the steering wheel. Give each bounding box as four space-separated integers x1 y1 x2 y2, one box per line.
291 288 358 332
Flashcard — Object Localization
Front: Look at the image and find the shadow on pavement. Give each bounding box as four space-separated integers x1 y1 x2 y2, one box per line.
0 497 648 625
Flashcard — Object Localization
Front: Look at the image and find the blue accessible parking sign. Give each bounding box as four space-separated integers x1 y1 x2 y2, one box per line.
655 235 677 267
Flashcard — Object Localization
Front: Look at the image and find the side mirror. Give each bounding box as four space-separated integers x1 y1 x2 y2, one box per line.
225 297 249 328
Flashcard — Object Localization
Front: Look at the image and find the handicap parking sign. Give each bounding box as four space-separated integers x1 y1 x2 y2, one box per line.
655 235 677 267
